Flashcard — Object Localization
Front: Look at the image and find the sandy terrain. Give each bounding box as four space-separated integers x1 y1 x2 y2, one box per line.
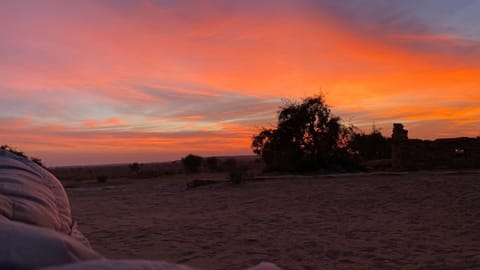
67 172 480 270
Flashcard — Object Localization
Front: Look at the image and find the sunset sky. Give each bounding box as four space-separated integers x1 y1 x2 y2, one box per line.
1 0 479 166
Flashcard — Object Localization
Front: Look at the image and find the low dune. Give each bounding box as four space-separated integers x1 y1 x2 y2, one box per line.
67 172 480 270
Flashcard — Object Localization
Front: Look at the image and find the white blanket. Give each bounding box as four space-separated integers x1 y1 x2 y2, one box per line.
0 149 90 246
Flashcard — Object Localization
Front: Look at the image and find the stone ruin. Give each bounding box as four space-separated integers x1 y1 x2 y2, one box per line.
391 123 480 170
392 123 408 142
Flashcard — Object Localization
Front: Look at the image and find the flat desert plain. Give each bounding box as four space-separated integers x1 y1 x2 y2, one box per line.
67 172 480 270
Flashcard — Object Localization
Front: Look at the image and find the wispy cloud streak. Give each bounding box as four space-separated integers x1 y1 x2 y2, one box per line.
1 0 479 165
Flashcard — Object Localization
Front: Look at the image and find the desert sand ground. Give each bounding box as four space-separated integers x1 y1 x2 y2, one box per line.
67 172 480 270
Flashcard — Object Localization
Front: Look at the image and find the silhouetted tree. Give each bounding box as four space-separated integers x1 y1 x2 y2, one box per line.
181 154 204 173
349 127 391 160
252 94 358 172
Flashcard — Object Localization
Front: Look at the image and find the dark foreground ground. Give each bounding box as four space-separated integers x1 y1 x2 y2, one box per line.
68 172 480 270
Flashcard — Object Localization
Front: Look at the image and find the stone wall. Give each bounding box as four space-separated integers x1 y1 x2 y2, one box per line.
391 124 480 170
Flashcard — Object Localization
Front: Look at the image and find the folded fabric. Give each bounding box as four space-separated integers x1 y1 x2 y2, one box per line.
38 260 281 270
0 220 102 270
0 149 90 246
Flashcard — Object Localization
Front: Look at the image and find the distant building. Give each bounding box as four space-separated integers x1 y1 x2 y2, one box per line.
391 123 480 170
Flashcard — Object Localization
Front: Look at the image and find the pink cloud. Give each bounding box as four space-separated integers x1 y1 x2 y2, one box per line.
1 1 479 165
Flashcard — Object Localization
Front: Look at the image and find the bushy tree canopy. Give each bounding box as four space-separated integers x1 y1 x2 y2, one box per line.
181 154 204 173
349 127 391 160
251 95 357 172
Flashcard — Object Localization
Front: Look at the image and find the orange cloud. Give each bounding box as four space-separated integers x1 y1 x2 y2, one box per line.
83 118 123 128
1 1 479 165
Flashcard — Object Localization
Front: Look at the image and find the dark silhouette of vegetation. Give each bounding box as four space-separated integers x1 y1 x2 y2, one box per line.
181 154 204 173
206 157 219 172
216 158 247 183
228 165 248 184
222 158 237 172
128 162 142 174
349 127 391 160
252 94 360 172
96 175 108 183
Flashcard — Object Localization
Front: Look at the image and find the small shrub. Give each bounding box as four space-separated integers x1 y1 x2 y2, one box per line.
128 162 142 175
181 154 204 173
97 175 108 183
228 165 248 185
349 127 391 161
206 157 219 172
223 158 237 171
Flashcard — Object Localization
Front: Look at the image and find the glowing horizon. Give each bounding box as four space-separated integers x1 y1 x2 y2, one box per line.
1 1 479 166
